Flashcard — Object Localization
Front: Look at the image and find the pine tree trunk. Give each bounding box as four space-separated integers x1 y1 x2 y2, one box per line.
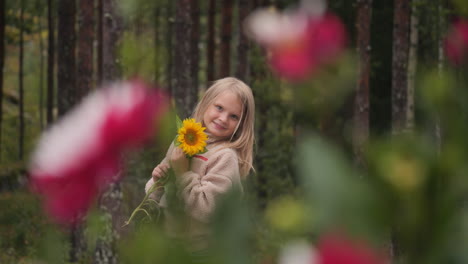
173 0 195 118
206 0 216 82
390 0 412 260
153 5 160 82
166 0 174 93
97 0 103 84
57 0 77 116
47 0 55 125
190 0 200 95
407 1 419 130
353 0 372 167
19 1 25 160
434 0 447 151
391 0 411 134
0 0 5 160
77 0 94 98
219 0 234 78
101 0 121 82
236 0 250 82
94 1 123 263
38 6 45 131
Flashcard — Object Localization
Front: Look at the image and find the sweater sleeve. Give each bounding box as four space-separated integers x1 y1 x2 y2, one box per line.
145 145 174 202
176 149 241 222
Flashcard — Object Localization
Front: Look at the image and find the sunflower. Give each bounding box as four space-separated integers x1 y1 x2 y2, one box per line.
176 118 208 157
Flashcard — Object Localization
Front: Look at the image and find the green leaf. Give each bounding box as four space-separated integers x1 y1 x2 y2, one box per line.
175 115 183 130
298 133 384 239
199 147 208 155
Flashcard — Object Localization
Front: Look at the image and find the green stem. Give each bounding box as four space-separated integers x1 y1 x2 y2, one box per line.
122 181 164 227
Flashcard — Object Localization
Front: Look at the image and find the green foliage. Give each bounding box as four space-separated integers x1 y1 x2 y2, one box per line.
0 191 59 262
119 32 157 81
452 0 468 16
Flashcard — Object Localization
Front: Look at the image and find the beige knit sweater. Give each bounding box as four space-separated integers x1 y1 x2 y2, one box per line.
145 141 243 247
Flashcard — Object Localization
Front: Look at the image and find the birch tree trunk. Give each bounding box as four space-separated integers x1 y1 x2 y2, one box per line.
391 0 411 134
353 0 372 167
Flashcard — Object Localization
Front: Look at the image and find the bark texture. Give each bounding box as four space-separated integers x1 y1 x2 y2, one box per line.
353 0 372 167
207 0 216 81
47 0 55 124
219 0 234 78
0 0 5 159
391 0 411 134
172 0 197 118
77 0 94 98
235 0 251 82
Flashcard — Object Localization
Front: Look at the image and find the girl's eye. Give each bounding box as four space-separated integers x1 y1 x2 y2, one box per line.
216 105 223 111
231 115 239 121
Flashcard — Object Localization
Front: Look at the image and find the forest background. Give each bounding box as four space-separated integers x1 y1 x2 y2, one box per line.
1 0 468 263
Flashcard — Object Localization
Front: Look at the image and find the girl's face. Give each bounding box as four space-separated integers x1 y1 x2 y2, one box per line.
203 91 243 139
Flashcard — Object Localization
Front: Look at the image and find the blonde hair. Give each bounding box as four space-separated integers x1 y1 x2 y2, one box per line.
192 77 255 178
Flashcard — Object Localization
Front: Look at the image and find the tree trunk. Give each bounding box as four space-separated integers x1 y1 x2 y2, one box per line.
391 0 412 259
353 0 372 167
165 0 174 93
94 1 123 263
207 0 216 82
190 0 200 95
57 0 77 116
235 0 250 82
101 0 122 82
38 4 45 131
19 1 25 160
407 1 419 130
77 0 94 98
97 0 103 84
154 5 160 83
434 0 448 151
0 0 5 160
219 0 234 78
173 0 196 118
47 0 55 125
391 0 411 134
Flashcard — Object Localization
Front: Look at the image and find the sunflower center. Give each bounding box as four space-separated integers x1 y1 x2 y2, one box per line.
184 130 197 145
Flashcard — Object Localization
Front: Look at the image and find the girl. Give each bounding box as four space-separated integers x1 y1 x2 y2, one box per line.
145 77 255 251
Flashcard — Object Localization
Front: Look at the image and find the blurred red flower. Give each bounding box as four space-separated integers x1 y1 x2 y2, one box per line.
317 233 388 264
29 80 168 226
445 19 468 66
245 8 346 81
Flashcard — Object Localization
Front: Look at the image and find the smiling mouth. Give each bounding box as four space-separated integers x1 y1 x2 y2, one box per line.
213 122 225 130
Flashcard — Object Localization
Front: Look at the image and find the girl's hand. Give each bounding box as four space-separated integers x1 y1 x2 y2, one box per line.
152 163 170 185
170 147 189 176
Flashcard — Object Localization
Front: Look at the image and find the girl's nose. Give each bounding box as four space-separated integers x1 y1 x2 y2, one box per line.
219 113 228 122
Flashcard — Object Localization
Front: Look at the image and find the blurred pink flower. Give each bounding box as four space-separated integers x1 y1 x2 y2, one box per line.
278 234 387 264
245 7 346 81
445 19 468 66
317 233 388 264
29 80 168 225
